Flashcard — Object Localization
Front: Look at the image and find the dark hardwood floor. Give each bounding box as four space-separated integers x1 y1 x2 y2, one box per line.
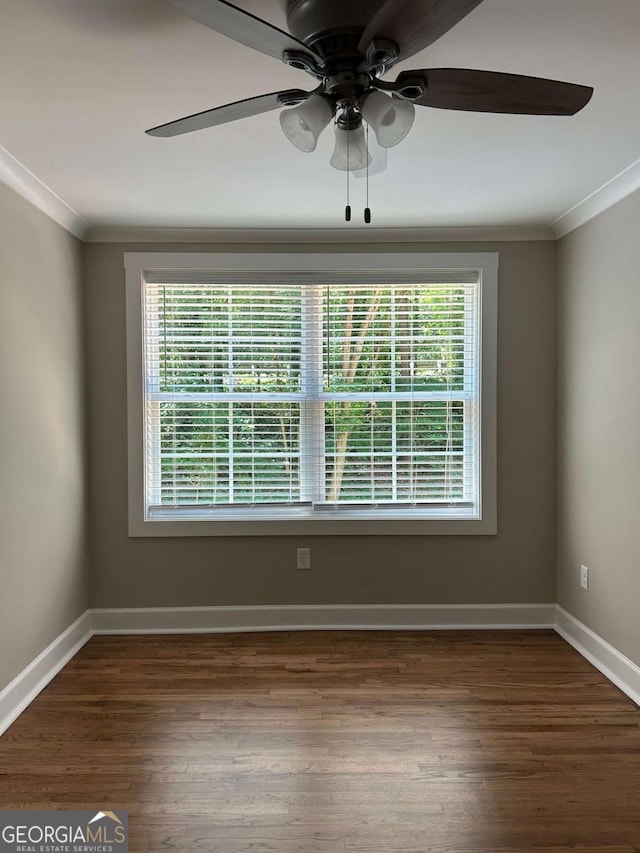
1 630 639 852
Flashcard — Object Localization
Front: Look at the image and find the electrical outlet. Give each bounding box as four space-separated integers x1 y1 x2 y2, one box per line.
297 547 311 570
580 564 589 590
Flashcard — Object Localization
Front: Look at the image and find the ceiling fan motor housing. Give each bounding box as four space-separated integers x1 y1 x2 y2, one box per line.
286 0 388 57
285 0 402 122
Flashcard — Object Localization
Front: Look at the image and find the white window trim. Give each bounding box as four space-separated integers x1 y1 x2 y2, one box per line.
125 252 498 537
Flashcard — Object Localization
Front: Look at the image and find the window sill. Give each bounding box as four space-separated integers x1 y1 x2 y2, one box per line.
131 509 496 537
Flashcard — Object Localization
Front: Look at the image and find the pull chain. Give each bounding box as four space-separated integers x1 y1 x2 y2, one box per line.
345 122 351 222
364 122 371 224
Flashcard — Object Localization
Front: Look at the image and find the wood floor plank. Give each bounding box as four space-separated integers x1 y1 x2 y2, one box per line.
1 630 639 852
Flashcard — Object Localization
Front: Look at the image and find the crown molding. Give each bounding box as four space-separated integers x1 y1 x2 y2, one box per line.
3 134 639 244
85 224 555 244
0 144 89 239
552 156 640 238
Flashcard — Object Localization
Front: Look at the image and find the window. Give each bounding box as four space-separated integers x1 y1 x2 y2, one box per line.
126 253 497 536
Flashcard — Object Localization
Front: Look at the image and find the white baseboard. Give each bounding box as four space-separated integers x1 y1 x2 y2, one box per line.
90 603 557 634
3 604 637 738
0 611 92 737
555 606 640 708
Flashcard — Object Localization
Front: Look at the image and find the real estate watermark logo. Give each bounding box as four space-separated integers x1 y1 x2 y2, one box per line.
0 810 127 853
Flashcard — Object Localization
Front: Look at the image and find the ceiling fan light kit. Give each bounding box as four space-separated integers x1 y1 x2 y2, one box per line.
360 90 416 148
279 93 333 152
149 0 595 221
330 123 372 172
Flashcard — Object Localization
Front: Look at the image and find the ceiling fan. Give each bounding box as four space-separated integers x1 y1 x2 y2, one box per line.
146 0 593 212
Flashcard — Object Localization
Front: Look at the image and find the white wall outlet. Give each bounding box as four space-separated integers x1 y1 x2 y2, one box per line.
297 547 311 570
580 564 589 590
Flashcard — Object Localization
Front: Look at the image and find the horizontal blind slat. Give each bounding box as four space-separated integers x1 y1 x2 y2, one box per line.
144 279 479 513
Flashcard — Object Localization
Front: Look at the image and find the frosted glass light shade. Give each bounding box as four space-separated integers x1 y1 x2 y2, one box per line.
279 95 333 153
361 90 415 148
353 132 388 178
330 125 372 171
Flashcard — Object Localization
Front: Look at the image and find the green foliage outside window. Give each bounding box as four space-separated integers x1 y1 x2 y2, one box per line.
150 283 471 506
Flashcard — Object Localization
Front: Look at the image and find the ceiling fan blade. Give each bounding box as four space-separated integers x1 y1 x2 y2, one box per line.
172 0 321 63
146 89 311 137
358 0 484 62
395 68 594 115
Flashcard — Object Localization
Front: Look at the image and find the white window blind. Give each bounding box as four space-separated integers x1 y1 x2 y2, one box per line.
142 275 480 521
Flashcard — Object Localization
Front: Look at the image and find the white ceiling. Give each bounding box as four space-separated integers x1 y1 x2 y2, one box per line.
1 0 640 233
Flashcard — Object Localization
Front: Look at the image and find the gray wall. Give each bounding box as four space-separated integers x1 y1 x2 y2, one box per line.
85 240 557 608
558 189 640 665
0 182 88 691
4 173 639 681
